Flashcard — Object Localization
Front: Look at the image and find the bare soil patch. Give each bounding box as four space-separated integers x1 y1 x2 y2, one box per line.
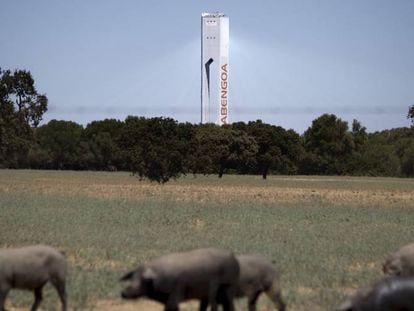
93 299 199 311
3 178 413 207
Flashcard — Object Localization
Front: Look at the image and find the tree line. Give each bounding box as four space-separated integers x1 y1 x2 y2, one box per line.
1 68 414 182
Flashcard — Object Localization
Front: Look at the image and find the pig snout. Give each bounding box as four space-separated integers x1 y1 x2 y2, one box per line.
121 286 140 299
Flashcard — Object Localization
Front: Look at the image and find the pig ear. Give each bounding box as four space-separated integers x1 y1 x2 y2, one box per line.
142 267 156 281
120 271 134 281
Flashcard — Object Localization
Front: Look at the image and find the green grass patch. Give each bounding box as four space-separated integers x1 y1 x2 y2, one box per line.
0 170 414 310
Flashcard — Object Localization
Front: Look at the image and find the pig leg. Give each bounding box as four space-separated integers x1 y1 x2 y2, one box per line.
247 291 260 311
51 279 67 311
30 287 43 311
164 290 182 311
219 286 235 311
198 295 235 311
265 287 286 311
164 304 179 311
0 285 10 311
207 282 219 311
199 299 208 311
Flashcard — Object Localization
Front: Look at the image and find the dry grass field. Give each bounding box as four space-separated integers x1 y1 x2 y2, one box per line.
1 170 414 310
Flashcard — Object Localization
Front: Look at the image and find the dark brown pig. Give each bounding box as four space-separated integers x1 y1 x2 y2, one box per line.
120 248 240 311
336 277 414 311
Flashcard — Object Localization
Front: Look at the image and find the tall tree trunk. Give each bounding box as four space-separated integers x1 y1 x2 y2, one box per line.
218 165 224 178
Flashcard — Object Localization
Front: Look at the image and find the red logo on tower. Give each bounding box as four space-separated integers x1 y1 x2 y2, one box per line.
220 64 228 125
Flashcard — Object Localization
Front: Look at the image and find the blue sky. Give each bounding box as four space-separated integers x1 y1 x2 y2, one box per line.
1 0 413 133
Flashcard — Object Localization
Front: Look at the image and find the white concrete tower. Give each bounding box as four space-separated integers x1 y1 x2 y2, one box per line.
201 12 229 125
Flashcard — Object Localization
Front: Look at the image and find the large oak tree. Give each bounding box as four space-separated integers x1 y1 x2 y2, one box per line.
0 68 48 168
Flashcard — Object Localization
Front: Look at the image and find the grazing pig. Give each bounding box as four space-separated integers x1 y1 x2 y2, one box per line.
120 248 240 311
383 243 414 276
0 245 67 311
201 255 286 311
336 277 414 311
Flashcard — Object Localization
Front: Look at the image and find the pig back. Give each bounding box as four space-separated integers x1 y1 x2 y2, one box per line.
148 248 239 298
0 245 66 290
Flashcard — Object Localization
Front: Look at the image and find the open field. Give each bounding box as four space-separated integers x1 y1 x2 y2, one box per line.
1 170 414 310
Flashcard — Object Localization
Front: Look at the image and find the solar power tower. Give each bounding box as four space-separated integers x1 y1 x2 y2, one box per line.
201 12 229 125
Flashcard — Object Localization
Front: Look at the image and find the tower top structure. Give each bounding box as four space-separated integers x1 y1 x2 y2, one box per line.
201 12 227 18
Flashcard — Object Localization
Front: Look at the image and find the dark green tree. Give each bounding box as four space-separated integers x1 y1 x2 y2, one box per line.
400 144 414 176
359 142 400 176
83 119 124 139
233 120 302 178
33 120 83 169
351 119 368 151
232 121 278 178
0 68 48 167
194 125 258 178
354 128 414 177
225 129 258 177
302 114 355 174
83 119 124 170
189 124 220 175
118 117 190 183
176 122 197 175
342 119 369 175
388 127 414 177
